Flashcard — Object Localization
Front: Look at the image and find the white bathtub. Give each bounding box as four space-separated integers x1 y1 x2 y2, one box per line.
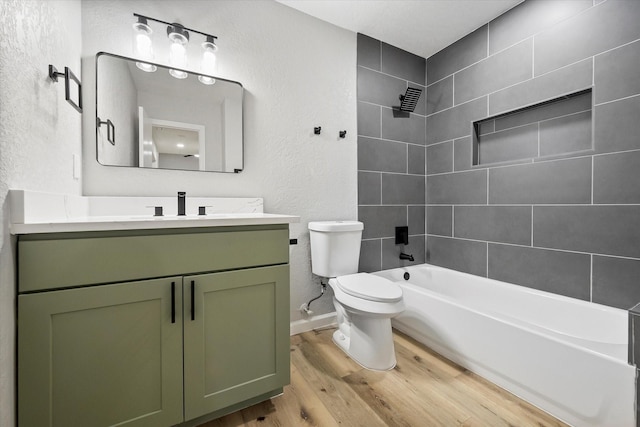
373 264 636 427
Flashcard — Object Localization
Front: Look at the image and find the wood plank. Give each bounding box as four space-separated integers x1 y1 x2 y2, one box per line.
393 329 464 378
301 328 363 378
344 368 469 426
289 332 387 426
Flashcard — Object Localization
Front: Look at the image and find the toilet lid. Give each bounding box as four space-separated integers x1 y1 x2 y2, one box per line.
335 273 402 302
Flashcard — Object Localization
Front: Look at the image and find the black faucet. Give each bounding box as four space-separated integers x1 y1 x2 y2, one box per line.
178 191 186 216
399 252 414 262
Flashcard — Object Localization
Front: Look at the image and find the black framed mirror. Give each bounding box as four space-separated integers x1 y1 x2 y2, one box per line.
96 52 243 173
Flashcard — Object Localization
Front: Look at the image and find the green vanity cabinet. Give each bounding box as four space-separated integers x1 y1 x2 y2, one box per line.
17 225 291 427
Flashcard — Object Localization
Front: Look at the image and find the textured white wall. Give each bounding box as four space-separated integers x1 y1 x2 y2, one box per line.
81 1 357 323
0 1 82 425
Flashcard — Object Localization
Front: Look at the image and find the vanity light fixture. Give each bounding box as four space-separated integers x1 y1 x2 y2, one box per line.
132 16 157 72
132 14 219 82
198 36 218 85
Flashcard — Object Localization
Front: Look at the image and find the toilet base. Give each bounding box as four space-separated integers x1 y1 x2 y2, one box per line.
332 315 397 371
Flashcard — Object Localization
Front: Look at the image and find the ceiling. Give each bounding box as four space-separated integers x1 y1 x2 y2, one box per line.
276 0 523 59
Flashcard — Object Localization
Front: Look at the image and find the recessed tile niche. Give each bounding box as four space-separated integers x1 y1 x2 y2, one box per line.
472 89 593 166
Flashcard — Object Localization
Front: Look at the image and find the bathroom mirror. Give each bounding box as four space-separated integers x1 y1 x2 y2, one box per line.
95 52 243 172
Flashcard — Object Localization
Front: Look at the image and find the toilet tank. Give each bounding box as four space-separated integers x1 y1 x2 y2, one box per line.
308 221 363 278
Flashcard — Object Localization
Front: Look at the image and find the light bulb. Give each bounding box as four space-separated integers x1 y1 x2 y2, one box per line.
198 36 218 85
167 24 189 79
199 37 217 85
132 17 157 72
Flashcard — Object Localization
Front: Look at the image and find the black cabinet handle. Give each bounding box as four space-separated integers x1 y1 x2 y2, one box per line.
191 280 195 321
171 282 176 324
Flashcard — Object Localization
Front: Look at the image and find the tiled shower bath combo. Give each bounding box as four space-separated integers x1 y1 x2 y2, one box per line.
360 0 640 309
358 0 640 425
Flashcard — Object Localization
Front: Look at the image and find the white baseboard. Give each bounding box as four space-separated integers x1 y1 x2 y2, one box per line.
290 311 336 336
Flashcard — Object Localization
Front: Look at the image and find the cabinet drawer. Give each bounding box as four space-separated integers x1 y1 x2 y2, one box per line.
18 226 289 292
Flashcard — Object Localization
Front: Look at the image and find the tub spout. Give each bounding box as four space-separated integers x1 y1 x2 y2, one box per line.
399 252 414 262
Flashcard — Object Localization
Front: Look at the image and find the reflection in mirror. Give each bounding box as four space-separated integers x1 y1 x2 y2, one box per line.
96 52 243 173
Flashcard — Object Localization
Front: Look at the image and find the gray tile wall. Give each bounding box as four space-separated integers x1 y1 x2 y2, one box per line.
426 0 640 310
357 34 426 271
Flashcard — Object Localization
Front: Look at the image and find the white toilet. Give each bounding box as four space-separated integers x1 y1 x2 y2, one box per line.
308 221 404 371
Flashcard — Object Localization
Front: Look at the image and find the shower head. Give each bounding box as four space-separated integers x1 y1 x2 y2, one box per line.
399 87 422 112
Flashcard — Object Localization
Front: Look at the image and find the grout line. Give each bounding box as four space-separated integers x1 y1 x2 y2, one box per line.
451 206 455 237
358 100 426 117
380 106 383 142
359 134 429 147
432 38 534 88
452 74 456 107
359 170 427 177
593 147 640 158
452 139 456 171
531 206 534 246
426 74 451 88
590 254 593 302
406 144 409 174
532 36 535 77
537 122 540 157
593 36 640 59
486 169 489 204
591 156 594 204
486 241 489 277
424 234 640 260
426 96 486 118
594 93 640 107
487 21 490 57
424 203 640 207
358 64 426 88
538 108 592 125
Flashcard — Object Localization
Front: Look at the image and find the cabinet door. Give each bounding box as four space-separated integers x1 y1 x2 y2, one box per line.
18 278 184 427
183 265 290 420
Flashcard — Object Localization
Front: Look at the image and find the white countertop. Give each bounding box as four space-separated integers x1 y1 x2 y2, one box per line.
9 190 299 235
11 213 300 234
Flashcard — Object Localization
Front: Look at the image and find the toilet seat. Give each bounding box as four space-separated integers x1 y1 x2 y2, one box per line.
335 273 402 302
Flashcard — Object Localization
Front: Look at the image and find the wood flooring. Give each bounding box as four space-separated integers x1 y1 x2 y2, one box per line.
199 327 568 427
